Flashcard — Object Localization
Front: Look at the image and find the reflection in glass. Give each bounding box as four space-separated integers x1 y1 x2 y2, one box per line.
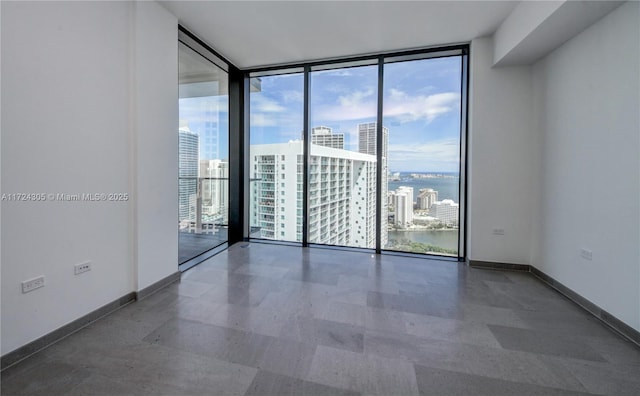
309 65 378 248
249 73 304 242
383 56 462 256
178 42 229 263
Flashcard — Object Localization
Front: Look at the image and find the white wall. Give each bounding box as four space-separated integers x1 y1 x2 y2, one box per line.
468 37 537 265
531 1 640 331
1 1 178 355
134 1 179 290
493 0 563 64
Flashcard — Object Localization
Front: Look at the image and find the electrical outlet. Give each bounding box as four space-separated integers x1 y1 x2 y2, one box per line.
22 276 45 293
580 248 593 261
492 228 505 235
74 261 91 275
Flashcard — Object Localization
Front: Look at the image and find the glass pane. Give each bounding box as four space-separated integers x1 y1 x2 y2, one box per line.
249 72 304 242
178 41 229 263
309 65 378 248
383 56 462 256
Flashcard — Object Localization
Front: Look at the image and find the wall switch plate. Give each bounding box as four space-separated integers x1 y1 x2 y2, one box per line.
580 248 593 260
74 261 91 275
22 276 45 293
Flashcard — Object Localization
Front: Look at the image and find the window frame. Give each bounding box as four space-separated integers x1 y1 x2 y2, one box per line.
243 44 469 260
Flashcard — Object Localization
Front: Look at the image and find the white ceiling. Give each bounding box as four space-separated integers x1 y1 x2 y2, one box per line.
160 1 519 69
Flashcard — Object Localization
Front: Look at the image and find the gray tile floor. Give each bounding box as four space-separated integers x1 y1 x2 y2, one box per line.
3 242 640 395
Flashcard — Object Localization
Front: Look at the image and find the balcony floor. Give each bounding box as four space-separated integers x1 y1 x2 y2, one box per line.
179 230 228 263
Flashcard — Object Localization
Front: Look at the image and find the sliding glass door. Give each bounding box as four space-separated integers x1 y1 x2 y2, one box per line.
178 39 229 264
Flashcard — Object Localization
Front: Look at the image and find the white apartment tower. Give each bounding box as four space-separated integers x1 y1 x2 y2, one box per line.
393 186 414 227
251 141 377 248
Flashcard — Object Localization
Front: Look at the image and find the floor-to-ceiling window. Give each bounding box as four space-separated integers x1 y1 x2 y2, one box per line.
248 71 304 242
383 54 463 256
309 62 378 248
246 47 467 258
178 34 230 264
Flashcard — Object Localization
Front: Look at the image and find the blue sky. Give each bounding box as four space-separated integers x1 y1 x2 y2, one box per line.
180 55 462 172
179 95 230 161
251 56 462 172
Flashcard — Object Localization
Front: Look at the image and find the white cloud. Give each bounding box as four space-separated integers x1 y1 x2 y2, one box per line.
314 88 377 121
252 95 286 113
249 94 293 127
311 88 459 124
385 89 459 123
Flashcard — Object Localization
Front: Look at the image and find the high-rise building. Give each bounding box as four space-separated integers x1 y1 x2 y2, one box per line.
417 188 438 210
179 127 199 223
393 186 414 227
358 122 388 156
311 126 344 149
430 199 459 225
250 141 376 247
358 122 389 246
199 159 229 226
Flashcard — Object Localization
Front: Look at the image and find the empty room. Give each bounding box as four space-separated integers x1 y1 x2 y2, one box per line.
1 1 639 395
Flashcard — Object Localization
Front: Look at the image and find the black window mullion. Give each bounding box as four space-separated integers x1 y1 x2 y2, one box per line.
302 66 311 247
375 57 384 254
459 51 469 261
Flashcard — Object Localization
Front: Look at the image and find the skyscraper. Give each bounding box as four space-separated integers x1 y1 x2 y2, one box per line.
178 127 199 223
358 122 389 246
393 186 414 227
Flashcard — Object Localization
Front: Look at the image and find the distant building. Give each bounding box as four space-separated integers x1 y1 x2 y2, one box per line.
199 159 228 225
311 126 344 149
358 122 389 246
430 199 459 225
417 188 438 210
179 127 199 222
393 186 414 227
358 122 388 157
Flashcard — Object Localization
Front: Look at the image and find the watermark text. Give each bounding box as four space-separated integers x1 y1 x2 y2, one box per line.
2 193 129 202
